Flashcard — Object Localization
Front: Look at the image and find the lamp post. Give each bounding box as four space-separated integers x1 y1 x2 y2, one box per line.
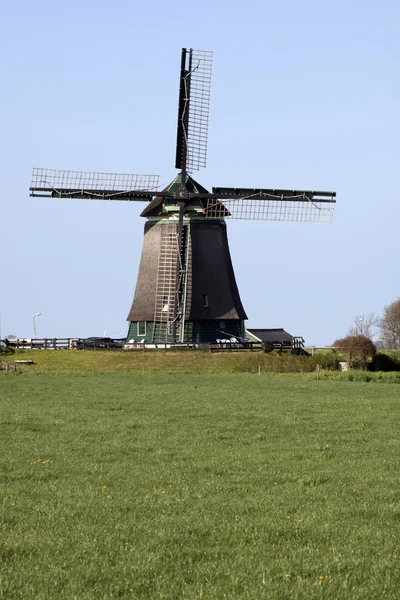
33 313 41 338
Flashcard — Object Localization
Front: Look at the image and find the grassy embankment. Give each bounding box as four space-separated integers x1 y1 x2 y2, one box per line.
1 372 400 599
0 348 338 374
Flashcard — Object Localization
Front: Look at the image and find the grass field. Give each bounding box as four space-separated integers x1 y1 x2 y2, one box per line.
1 372 400 599
0 348 339 374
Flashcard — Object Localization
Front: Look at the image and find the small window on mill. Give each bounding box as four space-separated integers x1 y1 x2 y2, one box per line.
138 321 146 336
202 294 209 308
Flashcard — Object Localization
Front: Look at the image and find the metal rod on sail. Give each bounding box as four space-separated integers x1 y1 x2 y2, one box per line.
180 48 192 191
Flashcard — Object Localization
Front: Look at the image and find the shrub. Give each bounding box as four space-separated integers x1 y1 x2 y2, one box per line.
318 370 400 384
0 343 15 356
237 353 339 373
374 352 400 372
332 335 376 369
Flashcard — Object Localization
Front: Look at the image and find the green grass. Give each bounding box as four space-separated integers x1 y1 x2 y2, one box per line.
319 370 400 383
1 373 400 599
0 348 338 374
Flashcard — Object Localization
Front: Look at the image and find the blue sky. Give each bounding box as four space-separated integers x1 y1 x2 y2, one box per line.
1 0 399 345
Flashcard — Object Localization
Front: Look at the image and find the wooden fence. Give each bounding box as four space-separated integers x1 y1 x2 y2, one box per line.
0 358 31 372
123 341 263 351
2 339 304 353
3 338 263 352
4 338 75 350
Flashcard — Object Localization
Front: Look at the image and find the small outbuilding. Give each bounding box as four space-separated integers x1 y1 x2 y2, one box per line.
246 328 306 354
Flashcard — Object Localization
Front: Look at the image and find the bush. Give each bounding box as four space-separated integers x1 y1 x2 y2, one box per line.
332 335 376 369
374 352 400 372
237 353 339 373
318 370 400 384
0 343 15 356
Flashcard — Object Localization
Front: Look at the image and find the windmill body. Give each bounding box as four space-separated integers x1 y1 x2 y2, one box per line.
126 174 247 343
30 49 336 344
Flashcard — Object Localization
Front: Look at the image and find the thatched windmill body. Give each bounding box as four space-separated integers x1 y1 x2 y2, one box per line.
30 49 336 343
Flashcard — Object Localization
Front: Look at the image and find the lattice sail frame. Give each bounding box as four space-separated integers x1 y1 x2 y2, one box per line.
31 168 159 196
206 194 335 223
186 50 213 173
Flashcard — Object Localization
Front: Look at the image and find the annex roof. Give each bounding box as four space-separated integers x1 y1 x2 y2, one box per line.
246 328 294 344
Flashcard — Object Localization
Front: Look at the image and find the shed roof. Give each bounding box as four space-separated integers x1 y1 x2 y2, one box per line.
246 328 293 343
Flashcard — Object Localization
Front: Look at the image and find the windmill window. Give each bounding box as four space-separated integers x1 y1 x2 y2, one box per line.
137 321 146 336
219 321 226 329
202 294 209 308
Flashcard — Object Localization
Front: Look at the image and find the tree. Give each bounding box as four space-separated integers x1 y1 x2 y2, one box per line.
332 335 376 369
348 313 378 338
380 299 400 349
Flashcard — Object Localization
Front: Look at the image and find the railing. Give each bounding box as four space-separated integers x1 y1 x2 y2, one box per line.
75 339 124 350
0 358 31 372
308 346 342 356
2 338 305 353
3 338 76 350
124 341 263 351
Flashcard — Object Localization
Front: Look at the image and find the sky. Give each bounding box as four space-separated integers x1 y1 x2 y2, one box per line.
1 0 399 345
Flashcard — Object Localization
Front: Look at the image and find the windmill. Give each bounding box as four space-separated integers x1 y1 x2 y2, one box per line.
30 48 336 344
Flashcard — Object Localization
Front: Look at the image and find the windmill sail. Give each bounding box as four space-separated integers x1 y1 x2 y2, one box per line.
206 187 336 223
175 49 213 173
30 168 159 200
